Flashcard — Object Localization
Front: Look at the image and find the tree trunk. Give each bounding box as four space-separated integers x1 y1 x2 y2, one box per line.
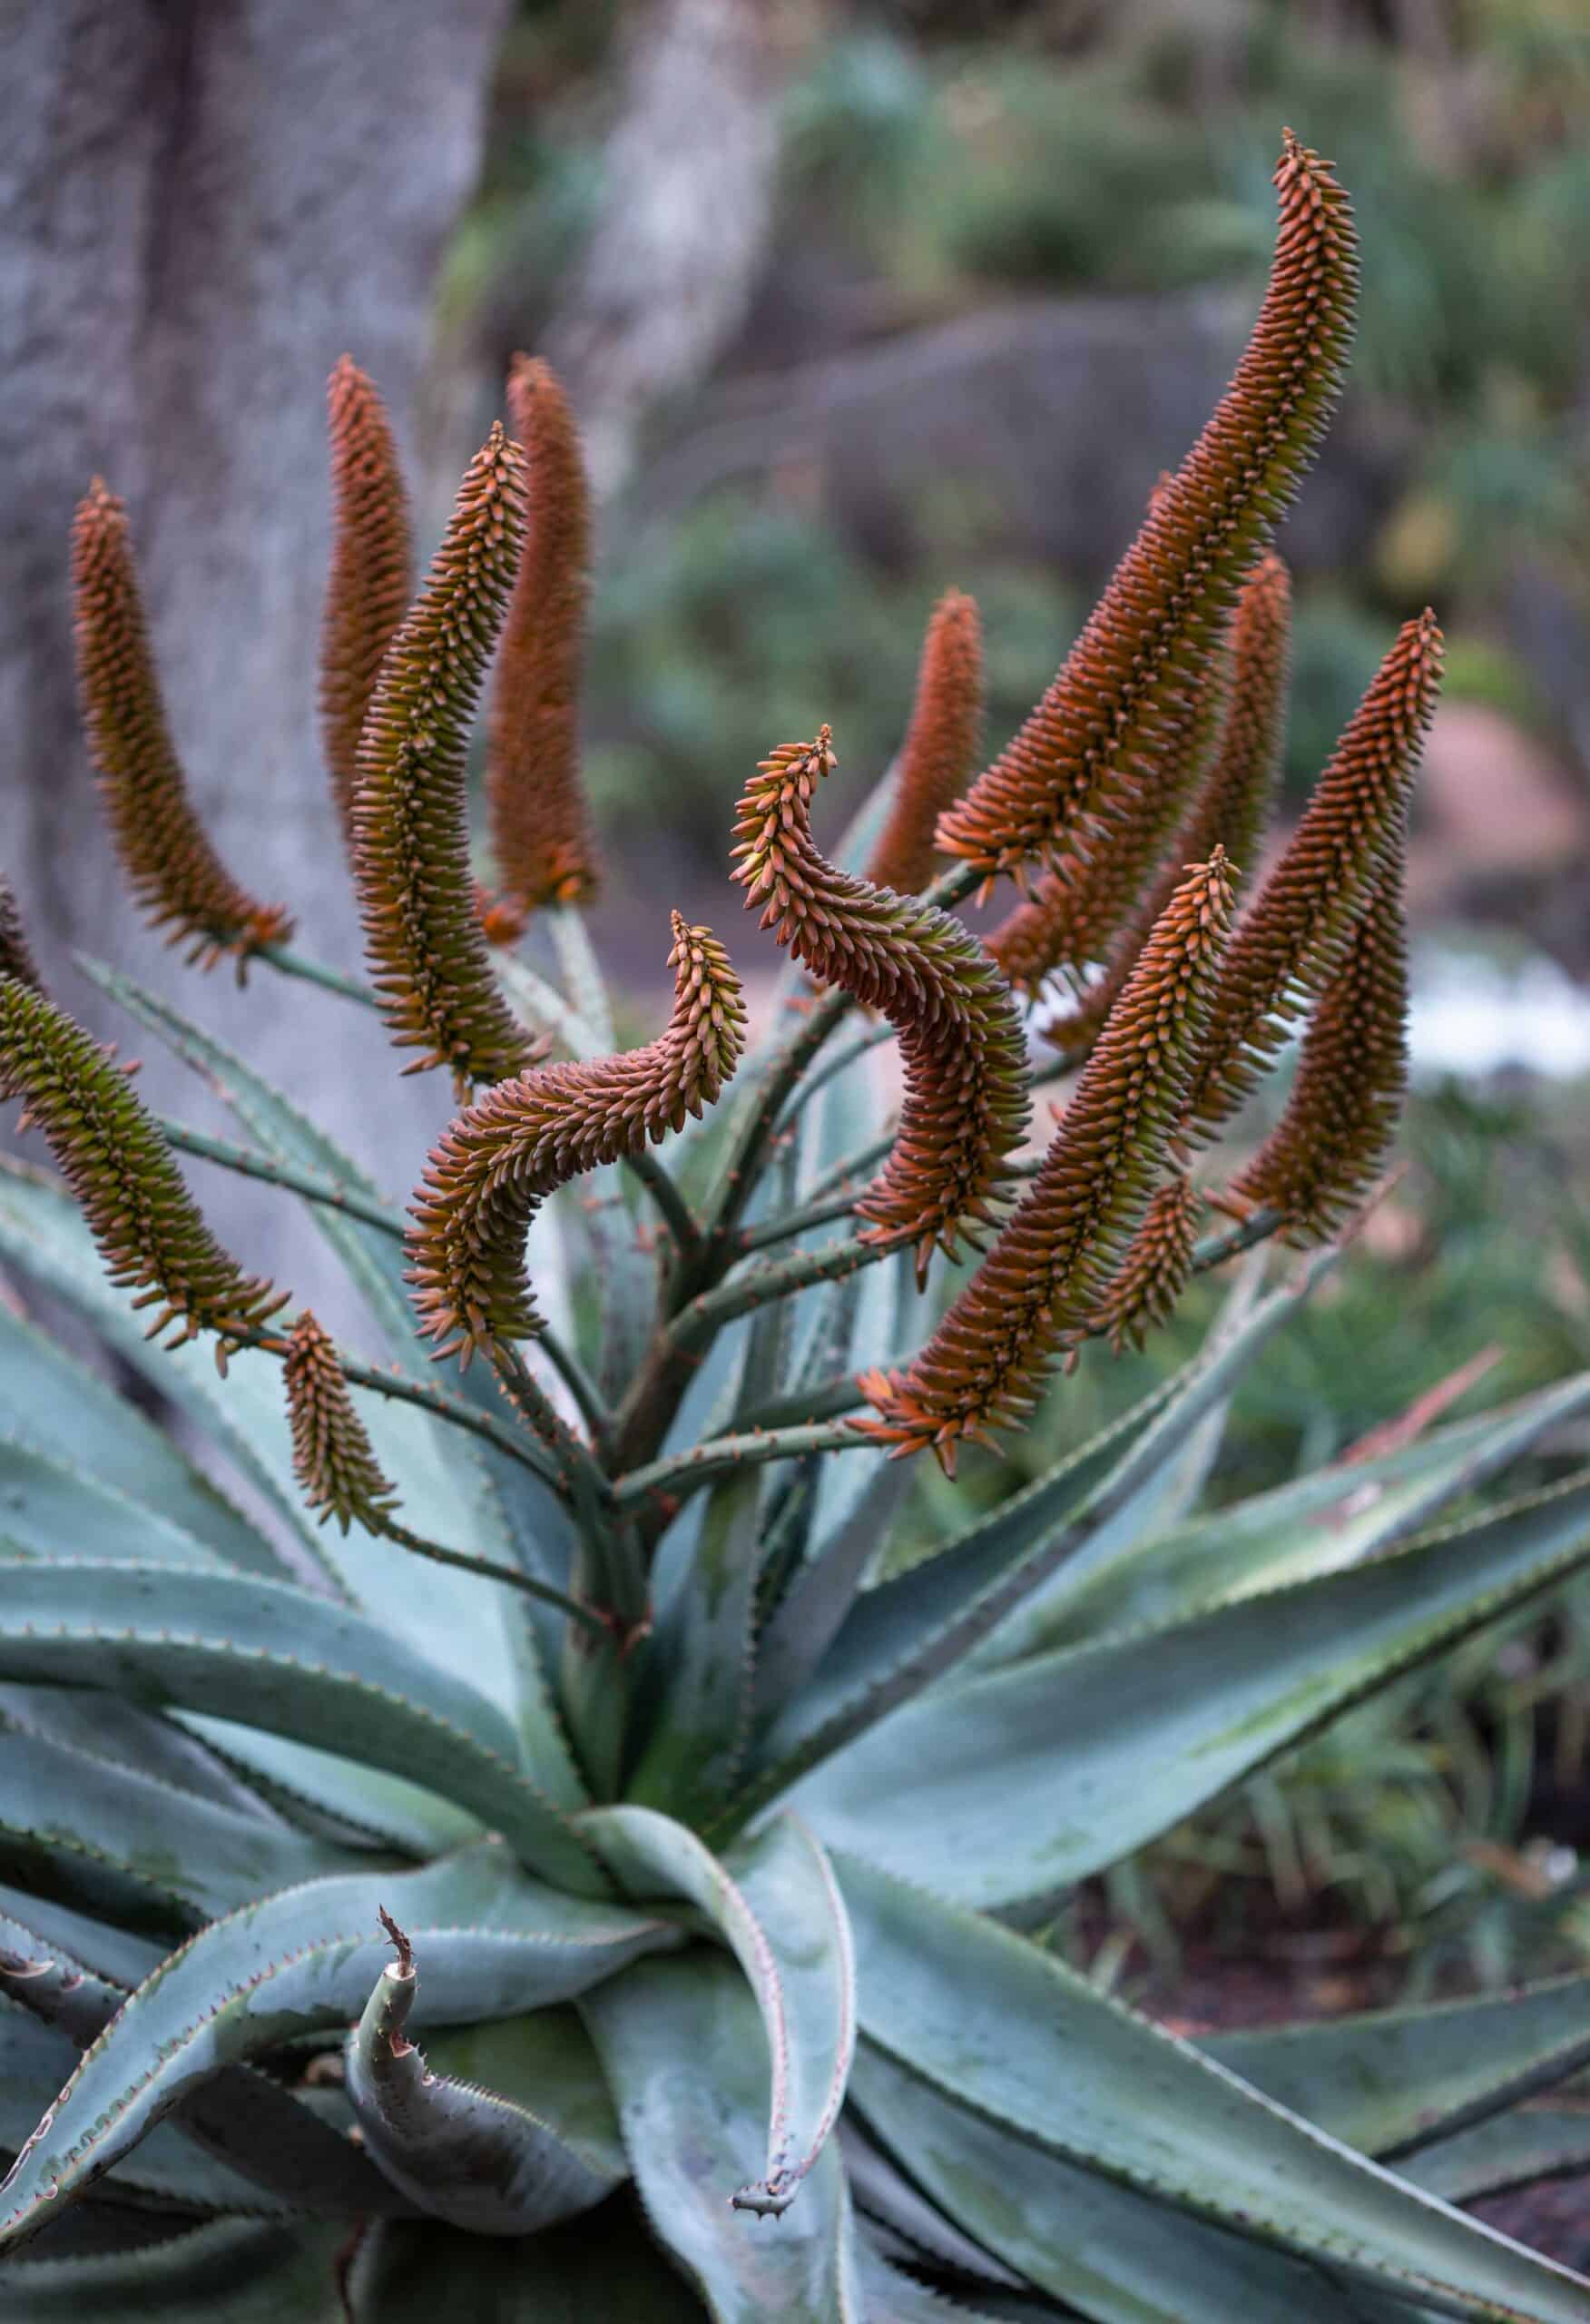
0 0 510 1315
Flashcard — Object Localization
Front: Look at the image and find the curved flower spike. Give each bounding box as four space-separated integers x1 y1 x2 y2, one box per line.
0 975 286 1367
731 728 1029 1284
857 852 1235 1472
283 1310 399 1533
1223 849 1408 1246
1085 1172 1205 1356
0 871 44 995
407 914 744 1364
1183 609 1440 1147
865 589 984 897
320 356 413 863
353 424 542 1096
485 355 601 912
72 481 295 977
937 133 1355 888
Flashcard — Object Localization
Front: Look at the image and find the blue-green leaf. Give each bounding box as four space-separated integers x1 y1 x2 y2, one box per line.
628 1467 763 1817
1 2221 349 2320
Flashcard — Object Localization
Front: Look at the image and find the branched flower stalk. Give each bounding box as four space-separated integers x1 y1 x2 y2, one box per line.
731 727 1029 1285
352 424 544 1094
320 356 414 863
72 480 296 976
484 355 601 914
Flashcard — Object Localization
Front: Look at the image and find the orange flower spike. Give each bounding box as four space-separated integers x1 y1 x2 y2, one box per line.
352 424 542 1097
0 977 287 1366
856 852 1235 1472
0 872 44 996
1224 848 1409 1246
937 133 1355 887
731 728 1030 1285
71 481 295 978
866 589 985 897
284 1310 399 1533
407 914 744 1365
320 357 413 864
1085 1172 1204 1356
485 356 601 912
1183 609 1440 1147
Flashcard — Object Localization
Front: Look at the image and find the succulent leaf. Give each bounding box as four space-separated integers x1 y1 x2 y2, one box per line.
71 482 294 974
351 424 542 1092
320 356 413 862
484 356 601 911
407 914 744 1364
0 978 287 1364
857 852 1234 1468
865 588 985 897
732 728 1030 1285
936 134 1355 885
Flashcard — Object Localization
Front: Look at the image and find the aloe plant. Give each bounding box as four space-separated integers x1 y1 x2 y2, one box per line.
2 133 1590 2320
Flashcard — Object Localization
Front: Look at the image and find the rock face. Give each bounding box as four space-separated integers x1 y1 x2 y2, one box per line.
0 0 510 1305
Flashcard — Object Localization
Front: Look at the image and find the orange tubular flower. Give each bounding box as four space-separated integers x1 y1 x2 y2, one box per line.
353 424 542 1096
320 357 413 864
0 978 286 1365
1182 609 1441 1149
857 853 1235 1472
72 481 295 977
407 915 744 1364
865 590 985 897
1039 551 1292 1050
936 133 1356 890
1224 849 1409 1246
284 1310 399 1533
731 729 1030 1285
484 355 601 913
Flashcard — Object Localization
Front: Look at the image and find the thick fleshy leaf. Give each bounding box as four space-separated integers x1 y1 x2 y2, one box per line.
0 1438 233 1573
0 1841 674 2250
1405 2111 1590 2206
345 1948 622 2231
348 2191 706 2321
1 2221 349 2321
581 1807 856 2211
1026 1369 1590 1653
0 1886 162 1990
0 1687 285 1827
0 1558 600 1894
791 1472 1590 1905
838 1855 1590 2323
838 2120 1025 2289
628 1466 763 1817
731 1275 1324 1835
420 2003 626 2181
856 2243 1065 2322
850 2043 1439 2324
0 1305 277 1574
583 1952 865 2319
169 1720 479 1857
0 1724 359 1933
1208 1975 1590 2162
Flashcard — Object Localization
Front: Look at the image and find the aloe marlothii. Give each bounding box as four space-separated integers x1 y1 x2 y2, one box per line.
2 135 1589 2324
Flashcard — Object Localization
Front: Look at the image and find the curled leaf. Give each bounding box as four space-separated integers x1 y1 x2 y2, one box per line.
936 133 1355 887
857 853 1235 1470
320 355 414 862
485 356 601 912
353 423 542 1095
865 589 984 897
732 728 1029 1284
407 914 743 1364
0 976 286 1363
283 1309 399 1532
72 480 295 975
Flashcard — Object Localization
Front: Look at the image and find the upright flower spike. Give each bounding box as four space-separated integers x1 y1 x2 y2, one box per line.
731 729 1030 1284
407 914 744 1364
0 976 286 1365
320 356 414 863
283 1309 399 1533
856 853 1235 1472
1182 609 1441 1148
1036 551 1292 1047
352 424 542 1096
0 871 44 995
71 481 295 976
484 355 601 912
936 133 1356 889
1224 849 1409 1246
865 589 985 897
